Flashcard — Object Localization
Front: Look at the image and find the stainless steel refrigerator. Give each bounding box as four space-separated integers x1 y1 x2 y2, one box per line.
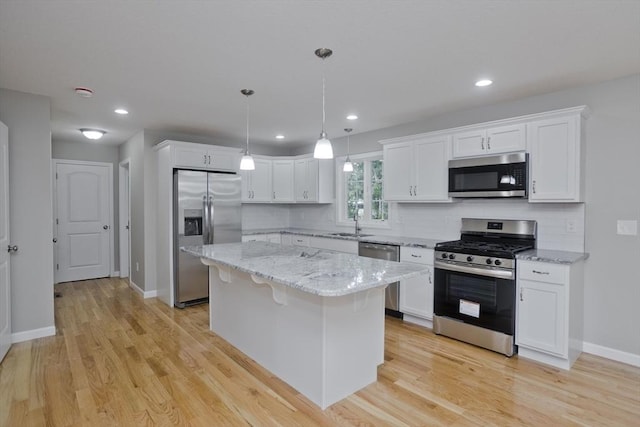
174 170 241 307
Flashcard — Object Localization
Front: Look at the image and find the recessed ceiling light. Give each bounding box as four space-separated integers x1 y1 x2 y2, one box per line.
114 108 129 115
74 87 94 98
346 114 358 120
80 129 105 140
275 134 285 139
475 79 493 87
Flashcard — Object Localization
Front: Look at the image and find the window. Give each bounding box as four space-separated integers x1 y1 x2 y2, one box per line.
337 152 389 226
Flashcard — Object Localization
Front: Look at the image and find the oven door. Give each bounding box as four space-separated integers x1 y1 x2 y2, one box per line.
434 260 516 335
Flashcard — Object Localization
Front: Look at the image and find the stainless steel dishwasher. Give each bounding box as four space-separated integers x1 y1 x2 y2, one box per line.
358 242 402 318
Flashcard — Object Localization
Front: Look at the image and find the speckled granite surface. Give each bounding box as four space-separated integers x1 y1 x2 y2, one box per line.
182 241 429 297
516 249 589 264
242 228 441 249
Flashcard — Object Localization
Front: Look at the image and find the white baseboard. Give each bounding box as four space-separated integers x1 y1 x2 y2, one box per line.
128 280 158 299
583 342 640 367
12 326 56 344
111 271 120 278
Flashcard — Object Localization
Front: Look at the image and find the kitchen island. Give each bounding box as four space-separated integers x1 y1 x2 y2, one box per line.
182 241 428 409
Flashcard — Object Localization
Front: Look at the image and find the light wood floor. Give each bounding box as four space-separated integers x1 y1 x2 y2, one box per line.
1 278 638 426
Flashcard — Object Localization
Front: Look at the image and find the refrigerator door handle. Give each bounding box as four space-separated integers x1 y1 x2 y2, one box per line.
208 195 215 244
202 195 209 244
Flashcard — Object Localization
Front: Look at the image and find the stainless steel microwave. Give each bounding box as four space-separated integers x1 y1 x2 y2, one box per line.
448 152 528 198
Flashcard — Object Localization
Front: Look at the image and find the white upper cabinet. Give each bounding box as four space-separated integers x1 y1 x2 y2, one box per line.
294 157 333 203
382 134 451 202
171 142 241 171
528 111 585 202
241 157 272 203
452 124 525 158
272 159 295 202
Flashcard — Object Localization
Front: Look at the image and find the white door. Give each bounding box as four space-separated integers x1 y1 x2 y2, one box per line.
56 161 112 282
0 121 12 362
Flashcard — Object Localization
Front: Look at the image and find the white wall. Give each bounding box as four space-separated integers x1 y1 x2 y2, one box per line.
0 89 54 337
52 140 120 271
290 74 640 357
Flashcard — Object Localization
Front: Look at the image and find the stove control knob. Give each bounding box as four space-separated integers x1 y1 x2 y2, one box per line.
441 253 448 259
466 256 474 262
494 259 502 266
486 258 493 265
448 254 456 260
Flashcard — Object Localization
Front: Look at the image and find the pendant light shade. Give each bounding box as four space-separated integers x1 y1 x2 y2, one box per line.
313 48 334 159
239 89 256 171
343 128 354 172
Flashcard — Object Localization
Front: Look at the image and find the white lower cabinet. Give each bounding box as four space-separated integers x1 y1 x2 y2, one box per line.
516 259 584 370
399 247 434 328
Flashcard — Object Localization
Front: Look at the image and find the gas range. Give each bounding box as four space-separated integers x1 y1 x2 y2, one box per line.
433 218 537 356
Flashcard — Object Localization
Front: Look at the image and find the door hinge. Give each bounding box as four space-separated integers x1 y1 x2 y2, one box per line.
56 264 59 270
56 218 59 225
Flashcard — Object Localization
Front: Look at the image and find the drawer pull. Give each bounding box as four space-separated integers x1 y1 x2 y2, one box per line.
532 270 550 275
411 254 422 258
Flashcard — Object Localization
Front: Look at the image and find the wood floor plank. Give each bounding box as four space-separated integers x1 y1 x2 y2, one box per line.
0 278 638 426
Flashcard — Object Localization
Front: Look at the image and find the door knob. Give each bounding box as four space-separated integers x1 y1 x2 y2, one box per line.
103 225 109 230
53 238 57 243
7 245 18 253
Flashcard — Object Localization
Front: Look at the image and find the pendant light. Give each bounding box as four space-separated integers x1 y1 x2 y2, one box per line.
343 128 354 172
239 89 256 171
313 48 334 159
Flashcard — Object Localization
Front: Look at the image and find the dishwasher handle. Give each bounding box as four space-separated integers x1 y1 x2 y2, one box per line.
358 242 400 261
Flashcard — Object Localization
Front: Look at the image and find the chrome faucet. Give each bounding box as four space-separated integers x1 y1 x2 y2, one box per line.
354 212 362 235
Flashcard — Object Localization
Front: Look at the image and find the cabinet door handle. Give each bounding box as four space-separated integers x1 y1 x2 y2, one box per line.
411 254 422 258
532 270 550 275
520 288 523 301
208 155 212 165
428 274 432 284
409 186 412 196
487 136 491 150
532 180 536 194
413 185 417 196
273 192 276 199
203 154 207 164
481 137 485 150
7 245 18 253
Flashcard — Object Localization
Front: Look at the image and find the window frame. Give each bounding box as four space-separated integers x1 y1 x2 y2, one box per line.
335 151 391 229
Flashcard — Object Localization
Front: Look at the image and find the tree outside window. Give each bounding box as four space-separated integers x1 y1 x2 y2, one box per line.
341 154 388 224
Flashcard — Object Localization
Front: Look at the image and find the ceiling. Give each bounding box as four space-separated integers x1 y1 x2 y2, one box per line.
1 1 639 149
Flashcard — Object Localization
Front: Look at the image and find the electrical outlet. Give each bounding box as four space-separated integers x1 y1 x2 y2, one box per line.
617 220 638 236
136 262 139 271
566 220 577 233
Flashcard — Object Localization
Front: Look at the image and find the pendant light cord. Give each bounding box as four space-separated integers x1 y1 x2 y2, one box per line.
245 94 250 153
321 59 326 133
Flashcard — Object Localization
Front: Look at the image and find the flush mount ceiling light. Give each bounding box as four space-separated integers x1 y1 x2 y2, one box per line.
275 134 285 140
114 108 129 115
343 128 354 172
80 128 105 140
74 87 94 98
313 48 334 159
239 89 256 171
346 114 358 120
475 79 493 87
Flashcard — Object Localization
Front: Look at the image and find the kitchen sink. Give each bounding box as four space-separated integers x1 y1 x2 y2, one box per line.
328 232 373 238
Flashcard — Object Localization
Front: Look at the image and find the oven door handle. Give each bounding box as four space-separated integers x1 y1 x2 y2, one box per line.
434 260 514 280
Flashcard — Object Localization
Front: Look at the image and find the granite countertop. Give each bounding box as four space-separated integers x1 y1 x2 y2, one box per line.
182 241 429 297
516 249 589 264
242 228 442 249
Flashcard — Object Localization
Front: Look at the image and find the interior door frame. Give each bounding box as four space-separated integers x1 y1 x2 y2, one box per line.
52 159 114 283
119 159 130 280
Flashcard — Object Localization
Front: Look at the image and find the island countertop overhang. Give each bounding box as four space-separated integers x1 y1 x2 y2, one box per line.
181 241 429 297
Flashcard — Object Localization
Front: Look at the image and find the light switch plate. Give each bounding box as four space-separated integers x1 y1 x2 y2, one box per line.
617 220 638 236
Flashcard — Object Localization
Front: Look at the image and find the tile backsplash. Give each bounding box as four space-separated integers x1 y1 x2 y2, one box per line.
243 200 585 252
